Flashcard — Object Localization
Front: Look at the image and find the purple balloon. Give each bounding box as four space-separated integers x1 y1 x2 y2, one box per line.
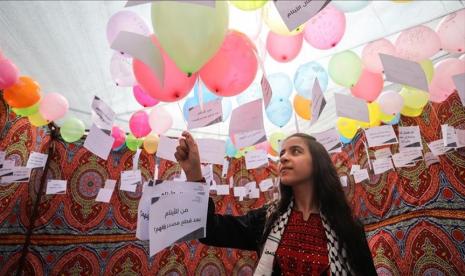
110 52 135 87
106 11 150 47
133 85 159 107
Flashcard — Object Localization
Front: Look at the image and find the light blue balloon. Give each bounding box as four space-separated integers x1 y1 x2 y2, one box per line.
332 1 371 13
194 81 219 103
236 83 262 105
385 113 401 125
340 135 353 144
268 72 293 100
294 61 328 99
222 98 232 121
225 137 237 157
266 98 293 127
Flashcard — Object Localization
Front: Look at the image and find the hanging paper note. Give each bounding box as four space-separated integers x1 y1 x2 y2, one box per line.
372 158 393 175
46 180 67 195
157 136 179 162
312 128 342 154
0 160 15 177
365 125 398 148
132 149 142 170
216 185 230 195
274 0 329 32
120 170 142 192
259 178 274 192
353 169 369 183
229 99 267 148
233 186 246 198
350 165 361 175
399 126 422 150
428 139 453 156
424 152 440 167
197 138 226 165
374 148 392 160
334 93 370 123
95 179 117 203
311 79 326 125
1 167 31 184
84 124 115 160
221 159 229 178
245 149 269 170
261 74 273 108
456 129 465 148
188 99 223 129
26 152 48 169
392 149 423 168
380 54 429 92
339 176 348 187
91 96 115 132
441 124 458 148
453 73 465 106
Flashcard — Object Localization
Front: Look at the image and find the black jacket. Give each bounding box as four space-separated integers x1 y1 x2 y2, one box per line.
199 198 377 276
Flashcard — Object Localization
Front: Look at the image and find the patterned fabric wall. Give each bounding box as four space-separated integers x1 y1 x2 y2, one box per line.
0 94 464 275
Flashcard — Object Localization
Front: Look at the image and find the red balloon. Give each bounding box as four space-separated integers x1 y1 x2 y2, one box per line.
266 31 303 63
133 35 197 102
351 69 384 102
200 30 258 97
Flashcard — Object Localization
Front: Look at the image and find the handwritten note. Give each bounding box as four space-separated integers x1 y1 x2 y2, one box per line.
188 99 223 129
259 178 274 192
374 148 392 160
245 149 269 170
221 159 229 178
365 125 398 148
350 165 361 175
456 129 465 148
234 129 268 149
441 124 458 148
84 124 115 160
216 185 230 195
353 169 369 183
95 179 117 203
91 96 115 131
428 139 453 156
424 152 440 167
197 138 226 165
157 136 179 162
274 0 329 32
311 79 326 125
229 99 266 148
26 152 48 169
399 126 422 150
1 167 31 184
261 74 273 108
46 180 67 195
120 170 142 192
380 54 429 92
334 93 370 123
312 128 342 154
372 158 393 175
392 149 422 168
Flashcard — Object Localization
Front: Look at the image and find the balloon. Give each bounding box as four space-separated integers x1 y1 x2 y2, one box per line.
111 126 126 150
230 0 267 11
262 2 305 36
377 90 404 115
328 51 362 88
106 11 150 47
110 52 136 87
381 112 400 125
401 105 423 117
303 5 346 50
133 85 159 107
361 39 396 73
200 30 258 97
39 93 69 121
225 138 238 158
379 111 395 123
399 87 429 109
126 134 143 151
0 58 19 89
266 31 303 62
269 132 286 152
236 83 262 105
293 94 312 120
3 76 41 108
129 111 151 138
294 61 328 99
28 112 48 127
182 97 197 122
143 134 159 154
151 1 228 74
267 72 293 99
420 59 435 84
149 106 173 134
350 69 383 102
60 117 85 143
436 9 465 54
235 146 256 159
337 117 359 139
395 25 441 62
12 102 39 117
133 36 197 102
332 1 370 12
429 58 465 103
266 98 293 127
368 102 381 127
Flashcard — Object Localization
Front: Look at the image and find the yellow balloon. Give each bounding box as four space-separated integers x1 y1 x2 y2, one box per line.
401 105 423 117
28 112 48 127
420 59 434 83
368 102 382 127
262 2 304 35
336 117 359 139
400 87 429 109
230 0 267 11
143 134 160 154
293 95 312 120
379 111 396 123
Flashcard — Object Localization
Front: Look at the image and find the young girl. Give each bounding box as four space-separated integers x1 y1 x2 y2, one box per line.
175 131 376 276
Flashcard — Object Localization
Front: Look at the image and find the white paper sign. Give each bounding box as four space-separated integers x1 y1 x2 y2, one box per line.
0 151 5 165
234 186 246 198
46 180 67 195
428 139 453 156
375 148 392 160
95 179 117 203
392 149 422 168
274 0 329 32
91 96 115 131
340 176 348 187
261 75 273 108
157 136 179 162
133 149 142 170
188 99 223 129
216 184 230 195
234 129 268 150
245 149 269 170
350 165 361 175
365 125 398 148
399 126 422 150
372 158 393 175
456 129 465 148
353 169 369 183
424 152 440 167
312 128 342 153
441 124 458 148
0 160 15 178
334 93 370 123
26 152 48 169
197 138 226 165
120 170 142 192
84 124 115 160
380 54 429 92
452 73 465 106
1 167 31 184
249 188 260 199
311 79 326 125
221 159 229 178
259 179 274 192
229 99 267 148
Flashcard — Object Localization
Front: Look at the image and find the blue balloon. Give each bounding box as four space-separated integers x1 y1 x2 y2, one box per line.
340 135 353 144
266 98 293 127
222 98 232 121
294 62 328 99
225 137 237 157
182 97 198 122
385 113 401 125
268 72 293 100
194 81 219 103
236 83 262 105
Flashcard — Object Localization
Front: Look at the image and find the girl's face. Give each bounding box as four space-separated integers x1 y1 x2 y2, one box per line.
278 137 313 186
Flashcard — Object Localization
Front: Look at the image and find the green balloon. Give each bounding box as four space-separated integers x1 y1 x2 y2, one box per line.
126 134 143 151
328 50 362 88
151 0 228 74
270 132 286 153
13 103 39 116
60 117 85 143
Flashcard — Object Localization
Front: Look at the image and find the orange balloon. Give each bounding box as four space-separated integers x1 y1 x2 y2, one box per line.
3 76 41 108
293 94 312 120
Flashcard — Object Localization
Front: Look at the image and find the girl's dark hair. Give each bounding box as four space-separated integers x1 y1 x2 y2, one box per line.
261 133 369 275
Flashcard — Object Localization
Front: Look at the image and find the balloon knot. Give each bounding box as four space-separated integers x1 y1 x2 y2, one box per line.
187 72 192 77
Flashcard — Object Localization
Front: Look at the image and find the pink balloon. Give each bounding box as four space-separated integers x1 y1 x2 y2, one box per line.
111 126 126 150
362 39 397 73
133 85 159 107
110 52 136 87
106 11 150 46
266 31 303 63
199 30 258 97
133 36 197 102
377 90 404 115
395 25 441 62
350 69 384 102
149 106 172 135
303 5 346 50
39 93 69 121
429 58 465 103
129 111 151 138
0 59 19 89
436 9 465 54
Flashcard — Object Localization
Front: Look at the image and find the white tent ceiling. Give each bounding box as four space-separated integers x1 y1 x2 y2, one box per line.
1 1 464 139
